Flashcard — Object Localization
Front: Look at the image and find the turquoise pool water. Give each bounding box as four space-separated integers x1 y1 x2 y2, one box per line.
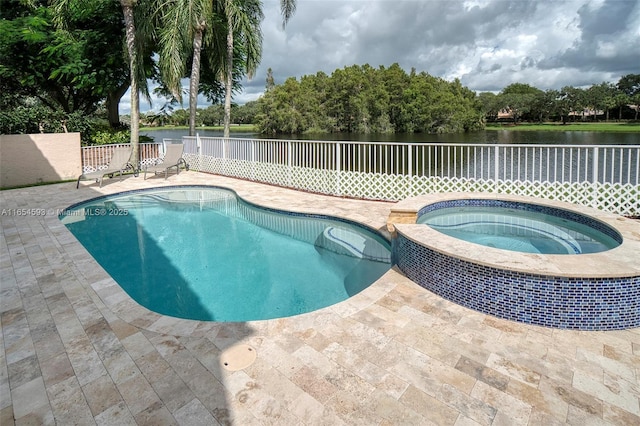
61 187 391 321
418 205 620 254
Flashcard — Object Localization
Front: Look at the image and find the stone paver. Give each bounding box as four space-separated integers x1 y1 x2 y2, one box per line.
1 172 639 425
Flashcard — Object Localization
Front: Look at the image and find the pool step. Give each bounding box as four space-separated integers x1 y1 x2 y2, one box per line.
315 226 391 262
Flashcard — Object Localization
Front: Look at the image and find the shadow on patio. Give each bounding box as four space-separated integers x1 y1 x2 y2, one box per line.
1 152 252 424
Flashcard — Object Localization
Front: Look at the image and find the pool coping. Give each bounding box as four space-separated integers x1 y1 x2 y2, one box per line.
387 192 640 279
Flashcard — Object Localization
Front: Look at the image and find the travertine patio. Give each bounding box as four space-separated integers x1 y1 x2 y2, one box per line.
1 171 638 425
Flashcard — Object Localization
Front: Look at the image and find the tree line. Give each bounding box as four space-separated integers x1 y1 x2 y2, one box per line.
478 77 640 124
253 64 485 135
253 68 640 135
142 70 640 134
142 102 259 127
141 70 640 133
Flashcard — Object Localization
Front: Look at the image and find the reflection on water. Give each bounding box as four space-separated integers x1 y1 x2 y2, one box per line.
145 128 639 145
146 129 639 184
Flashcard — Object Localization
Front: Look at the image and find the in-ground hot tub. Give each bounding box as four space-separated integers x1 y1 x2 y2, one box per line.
388 193 640 330
417 199 622 255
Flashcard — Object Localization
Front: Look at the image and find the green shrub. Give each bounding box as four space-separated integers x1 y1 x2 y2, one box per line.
84 128 154 146
88 129 130 145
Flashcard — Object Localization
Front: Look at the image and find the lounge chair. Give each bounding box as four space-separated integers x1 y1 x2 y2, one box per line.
76 145 134 188
144 143 189 179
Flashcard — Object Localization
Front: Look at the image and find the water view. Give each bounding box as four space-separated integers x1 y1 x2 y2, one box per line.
144 128 640 146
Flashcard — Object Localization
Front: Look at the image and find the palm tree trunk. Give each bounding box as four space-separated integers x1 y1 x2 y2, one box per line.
223 13 233 139
121 0 139 168
189 23 205 136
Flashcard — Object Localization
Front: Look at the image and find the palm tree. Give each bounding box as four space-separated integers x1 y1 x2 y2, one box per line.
120 0 156 167
222 0 297 138
222 0 263 138
279 0 297 24
121 0 140 165
158 0 297 137
53 0 153 168
156 0 217 136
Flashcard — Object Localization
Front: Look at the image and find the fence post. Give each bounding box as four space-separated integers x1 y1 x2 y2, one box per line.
196 134 202 172
407 144 413 198
494 145 500 193
335 142 341 196
592 146 599 208
222 137 227 175
288 140 292 187
251 139 255 181
161 139 169 156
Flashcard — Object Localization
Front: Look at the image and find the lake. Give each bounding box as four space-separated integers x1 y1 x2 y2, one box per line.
144 129 640 145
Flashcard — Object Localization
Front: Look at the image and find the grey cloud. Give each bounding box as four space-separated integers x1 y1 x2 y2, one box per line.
520 57 536 70
539 0 640 73
128 0 640 112
576 0 634 36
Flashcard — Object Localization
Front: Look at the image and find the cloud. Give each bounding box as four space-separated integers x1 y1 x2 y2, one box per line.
539 0 640 73
122 0 640 113
248 0 638 94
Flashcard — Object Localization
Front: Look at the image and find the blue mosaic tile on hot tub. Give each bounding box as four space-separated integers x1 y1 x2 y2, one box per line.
393 233 640 330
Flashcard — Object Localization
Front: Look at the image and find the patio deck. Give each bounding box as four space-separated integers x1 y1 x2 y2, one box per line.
1 171 638 425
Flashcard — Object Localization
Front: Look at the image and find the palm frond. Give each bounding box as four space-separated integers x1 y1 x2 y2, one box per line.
280 0 296 28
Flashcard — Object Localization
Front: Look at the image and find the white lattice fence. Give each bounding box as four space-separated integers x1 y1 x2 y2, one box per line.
183 138 639 217
183 153 202 172
252 162 289 187
221 159 251 180
289 167 337 195
334 171 409 200
596 182 638 214
184 153 225 175
408 175 493 197
190 155 639 216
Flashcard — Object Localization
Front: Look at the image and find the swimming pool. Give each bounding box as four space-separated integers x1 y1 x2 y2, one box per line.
417 201 621 254
61 186 391 321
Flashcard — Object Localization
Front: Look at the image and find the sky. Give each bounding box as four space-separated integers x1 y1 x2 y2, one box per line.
122 0 640 114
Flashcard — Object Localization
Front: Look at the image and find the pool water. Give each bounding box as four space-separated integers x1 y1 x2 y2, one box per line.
417 205 620 254
61 187 391 321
